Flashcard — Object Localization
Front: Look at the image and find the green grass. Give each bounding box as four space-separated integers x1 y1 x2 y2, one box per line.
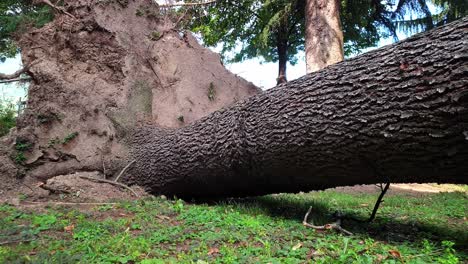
0 189 466 263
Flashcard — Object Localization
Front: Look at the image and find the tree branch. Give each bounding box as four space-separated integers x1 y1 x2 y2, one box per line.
303 207 353 235
0 77 32 84
79 176 139 197
0 68 28 80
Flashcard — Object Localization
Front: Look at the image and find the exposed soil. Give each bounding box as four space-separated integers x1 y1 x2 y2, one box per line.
0 0 259 195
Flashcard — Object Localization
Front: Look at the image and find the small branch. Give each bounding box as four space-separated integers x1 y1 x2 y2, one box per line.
0 77 31 84
22 201 118 206
159 0 217 8
366 182 390 222
0 238 35 246
303 206 353 235
0 68 28 80
114 160 136 183
79 176 139 197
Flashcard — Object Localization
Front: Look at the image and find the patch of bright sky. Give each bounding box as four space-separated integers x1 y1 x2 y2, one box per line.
0 1 441 102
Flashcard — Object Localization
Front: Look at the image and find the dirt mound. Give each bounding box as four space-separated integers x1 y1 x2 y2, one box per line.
1 0 259 195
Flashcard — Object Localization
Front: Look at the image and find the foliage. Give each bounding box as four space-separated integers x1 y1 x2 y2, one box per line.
62 132 79 144
188 0 467 70
0 0 53 62
190 0 304 64
0 188 466 263
0 101 16 137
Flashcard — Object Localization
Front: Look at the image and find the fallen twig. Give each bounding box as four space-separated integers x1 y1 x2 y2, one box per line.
0 238 36 246
114 160 136 183
79 176 139 197
21 201 118 206
303 206 353 236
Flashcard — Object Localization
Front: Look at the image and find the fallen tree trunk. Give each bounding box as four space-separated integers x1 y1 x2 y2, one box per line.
128 17 468 198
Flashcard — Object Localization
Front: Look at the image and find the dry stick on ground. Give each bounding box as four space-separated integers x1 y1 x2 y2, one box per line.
21 201 118 206
0 239 36 246
303 206 353 236
114 160 136 183
79 176 139 197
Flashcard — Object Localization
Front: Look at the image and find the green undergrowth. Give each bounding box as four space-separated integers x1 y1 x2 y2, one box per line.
0 189 466 263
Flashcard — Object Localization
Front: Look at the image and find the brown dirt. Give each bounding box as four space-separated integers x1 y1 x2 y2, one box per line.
0 171 149 206
0 0 260 199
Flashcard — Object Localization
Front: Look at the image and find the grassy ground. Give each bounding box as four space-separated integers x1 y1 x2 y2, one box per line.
0 187 466 263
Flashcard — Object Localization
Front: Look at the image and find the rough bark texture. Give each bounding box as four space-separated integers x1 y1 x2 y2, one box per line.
128 17 468 198
305 0 344 73
1 0 259 183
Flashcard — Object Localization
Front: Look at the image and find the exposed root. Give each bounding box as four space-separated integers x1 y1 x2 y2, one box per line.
79 176 139 197
303 206 353 236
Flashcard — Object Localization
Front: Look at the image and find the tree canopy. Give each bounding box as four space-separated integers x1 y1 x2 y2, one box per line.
187 0 467 81
0 0 52 62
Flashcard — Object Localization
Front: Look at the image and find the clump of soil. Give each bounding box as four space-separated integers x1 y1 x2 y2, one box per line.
0 0 260 200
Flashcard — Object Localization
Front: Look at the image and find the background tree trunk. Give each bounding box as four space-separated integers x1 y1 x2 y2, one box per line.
305 0 344 73
277 40 288 85
127 18 468 198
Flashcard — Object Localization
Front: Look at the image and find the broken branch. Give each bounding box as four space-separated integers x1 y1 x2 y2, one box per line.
114 160 136 183
303 206 353 235
366 182 390 222
79 176 139 197
0 77 32 84
0 68 28 80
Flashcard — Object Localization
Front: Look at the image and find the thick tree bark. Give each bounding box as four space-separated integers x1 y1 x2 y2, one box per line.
305 0 344 73
128 18 468 198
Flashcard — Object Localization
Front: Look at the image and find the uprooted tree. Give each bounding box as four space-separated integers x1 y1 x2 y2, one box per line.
0 0 467 198
127 17 468 197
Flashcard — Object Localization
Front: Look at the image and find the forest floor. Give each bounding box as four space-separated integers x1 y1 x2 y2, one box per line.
0 184 467 263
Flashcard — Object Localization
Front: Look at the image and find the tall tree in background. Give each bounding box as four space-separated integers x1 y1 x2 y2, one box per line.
188 0 467 83
190 0 305 85
304 0 344 73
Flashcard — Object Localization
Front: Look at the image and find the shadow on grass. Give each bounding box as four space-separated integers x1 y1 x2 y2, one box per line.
196 193 468 252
